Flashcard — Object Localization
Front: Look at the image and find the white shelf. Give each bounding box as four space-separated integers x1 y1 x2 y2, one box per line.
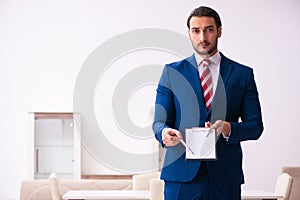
28 112 81 180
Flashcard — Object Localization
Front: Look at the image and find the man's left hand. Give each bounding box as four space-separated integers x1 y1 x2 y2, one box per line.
207 120 231 137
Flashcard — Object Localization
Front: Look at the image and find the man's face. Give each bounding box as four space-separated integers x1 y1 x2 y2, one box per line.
188 16 222 58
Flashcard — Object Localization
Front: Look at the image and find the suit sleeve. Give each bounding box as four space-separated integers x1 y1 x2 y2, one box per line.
152 65 175 146
227 69 264 144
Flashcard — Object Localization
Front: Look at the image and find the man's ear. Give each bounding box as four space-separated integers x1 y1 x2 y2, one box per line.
217 27 222 38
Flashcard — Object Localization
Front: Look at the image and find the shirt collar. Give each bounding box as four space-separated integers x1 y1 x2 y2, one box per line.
194 51 221 66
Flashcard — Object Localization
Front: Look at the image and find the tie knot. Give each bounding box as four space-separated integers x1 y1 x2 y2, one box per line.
202 59 210 67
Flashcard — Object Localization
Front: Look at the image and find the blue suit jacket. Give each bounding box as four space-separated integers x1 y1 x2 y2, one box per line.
152 53 263 186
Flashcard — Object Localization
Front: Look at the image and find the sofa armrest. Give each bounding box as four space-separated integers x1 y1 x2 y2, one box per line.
132 172 160 190
150 178 164 200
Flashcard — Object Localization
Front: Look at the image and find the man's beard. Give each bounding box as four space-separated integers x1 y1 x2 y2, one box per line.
191 38 218 56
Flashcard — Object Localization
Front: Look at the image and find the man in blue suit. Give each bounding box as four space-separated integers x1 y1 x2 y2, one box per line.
152 6 263 200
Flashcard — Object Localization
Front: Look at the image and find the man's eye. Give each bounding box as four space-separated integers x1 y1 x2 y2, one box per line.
193 29 200 33
205 28 214 32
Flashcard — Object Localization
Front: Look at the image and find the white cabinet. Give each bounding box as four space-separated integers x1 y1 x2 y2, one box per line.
28 112 81 179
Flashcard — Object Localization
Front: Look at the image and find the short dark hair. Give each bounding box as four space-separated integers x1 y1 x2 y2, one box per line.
187 6 222 29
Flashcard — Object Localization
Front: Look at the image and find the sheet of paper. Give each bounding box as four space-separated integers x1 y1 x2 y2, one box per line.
185 127 217 160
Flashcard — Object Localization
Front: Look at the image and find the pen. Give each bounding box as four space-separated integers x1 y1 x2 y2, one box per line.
172 131 195 154
180 139 195 154
206 129 215 137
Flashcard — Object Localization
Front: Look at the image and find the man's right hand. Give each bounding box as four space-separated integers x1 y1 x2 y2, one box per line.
162 128 182 147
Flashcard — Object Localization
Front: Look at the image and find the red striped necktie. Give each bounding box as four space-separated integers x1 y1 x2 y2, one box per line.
200 59 213 110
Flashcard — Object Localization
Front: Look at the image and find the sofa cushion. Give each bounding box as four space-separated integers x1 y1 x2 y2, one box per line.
20 180 52 200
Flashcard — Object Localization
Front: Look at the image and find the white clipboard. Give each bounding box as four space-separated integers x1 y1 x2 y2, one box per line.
185 127 217 160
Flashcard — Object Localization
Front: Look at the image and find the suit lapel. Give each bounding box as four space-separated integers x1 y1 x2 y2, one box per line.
210 53 233 120
218 53 233 87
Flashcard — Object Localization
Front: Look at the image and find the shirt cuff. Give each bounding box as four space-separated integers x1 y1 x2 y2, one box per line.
162 128 167 141
222 131 231 141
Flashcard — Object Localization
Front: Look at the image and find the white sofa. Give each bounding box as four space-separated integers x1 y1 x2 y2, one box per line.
20 172 164 200
20 179 132 200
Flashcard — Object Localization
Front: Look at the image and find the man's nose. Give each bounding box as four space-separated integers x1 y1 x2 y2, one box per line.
198 31 206 42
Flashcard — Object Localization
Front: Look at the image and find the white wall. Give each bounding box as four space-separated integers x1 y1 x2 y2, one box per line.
0 0 300 199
